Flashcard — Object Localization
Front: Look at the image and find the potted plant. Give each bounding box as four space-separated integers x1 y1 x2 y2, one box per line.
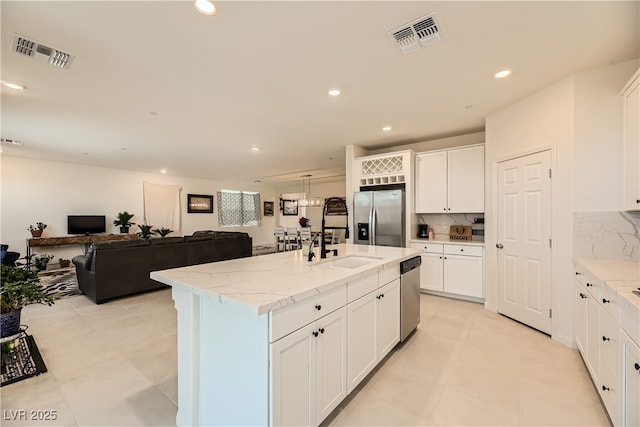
0 265 55 338
27 222 47 238
113 211 135 234
33 254 53 271
137 224 155 239
299 216 310 227
152 227 174 238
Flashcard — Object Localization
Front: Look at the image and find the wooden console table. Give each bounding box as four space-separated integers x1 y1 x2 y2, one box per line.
26 234 139 267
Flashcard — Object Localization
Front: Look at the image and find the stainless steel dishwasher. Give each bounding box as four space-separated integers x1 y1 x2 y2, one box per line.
400 256 421 341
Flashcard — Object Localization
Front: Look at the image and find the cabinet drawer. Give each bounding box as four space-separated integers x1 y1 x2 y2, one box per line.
270 284 346 342
410 242 443 254
577 272 602 301
347 271 378 303
600 285 620 323
379 264 400 287
444 244 483 257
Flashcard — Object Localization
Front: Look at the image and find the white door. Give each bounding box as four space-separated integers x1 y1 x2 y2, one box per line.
497 150 552 334
270 322 316 427
623 333 640 427
315 307 347 424
346 292 378 393
377 279 400 359
448 145 485 213
575 282 588 355
444 254 483 298
415 151 448 213
420 252 444 291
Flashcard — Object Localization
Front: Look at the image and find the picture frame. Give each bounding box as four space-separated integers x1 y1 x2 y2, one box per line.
282 199 298 216
325 197 347 216
263 201 274 216
187 194 214 213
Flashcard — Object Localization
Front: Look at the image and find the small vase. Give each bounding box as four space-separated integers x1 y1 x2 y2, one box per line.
30 229 43 238
0 308 22 338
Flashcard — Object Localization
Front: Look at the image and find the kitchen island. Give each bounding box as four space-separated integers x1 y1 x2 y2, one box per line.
151 243 420 427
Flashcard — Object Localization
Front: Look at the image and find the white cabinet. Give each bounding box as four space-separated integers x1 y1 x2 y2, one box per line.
347 277 400 393
576 281 588 355
600 309 622 427
271 307 347 427
622 332 640 427
409 242 483 299
415 145 484 213
622 68 640 211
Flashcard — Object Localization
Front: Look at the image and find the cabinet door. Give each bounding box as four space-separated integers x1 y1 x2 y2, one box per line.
443 254 483 298
623 71 640 211
623 332 640 427
576 281 588 356
587 297 601 382
270 322 316 427
448 145 485 213
346 292 378 393
420 253 444 292
315 307 347 424
377 279 400 360
415 151 447 213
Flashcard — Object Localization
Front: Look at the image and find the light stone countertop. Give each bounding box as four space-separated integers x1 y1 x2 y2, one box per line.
151 243 420 316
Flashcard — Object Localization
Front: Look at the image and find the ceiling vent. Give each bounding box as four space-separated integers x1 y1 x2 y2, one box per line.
11 33 75 69
388 12 442 54
0 138 24 146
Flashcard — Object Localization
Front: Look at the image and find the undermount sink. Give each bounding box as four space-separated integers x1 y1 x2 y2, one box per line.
315 255 383 270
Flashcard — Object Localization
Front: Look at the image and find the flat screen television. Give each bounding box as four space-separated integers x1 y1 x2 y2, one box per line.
67 215 106 235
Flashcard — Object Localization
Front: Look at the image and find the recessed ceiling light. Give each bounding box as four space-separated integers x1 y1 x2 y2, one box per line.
494 70 511 79
382 126 392 132
328 88 341 97
195 0 216 15
250 146 261 152
1 80 26 90
160 168 168 174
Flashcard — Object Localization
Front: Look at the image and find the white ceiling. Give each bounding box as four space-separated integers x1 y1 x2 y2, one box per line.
1 1 638 184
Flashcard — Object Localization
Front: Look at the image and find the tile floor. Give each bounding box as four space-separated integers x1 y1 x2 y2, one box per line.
1 290 610 427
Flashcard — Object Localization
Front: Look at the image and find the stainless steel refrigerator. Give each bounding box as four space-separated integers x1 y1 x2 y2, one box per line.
353 190 405 247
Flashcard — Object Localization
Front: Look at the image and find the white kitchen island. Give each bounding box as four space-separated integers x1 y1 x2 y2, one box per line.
151 243 420 427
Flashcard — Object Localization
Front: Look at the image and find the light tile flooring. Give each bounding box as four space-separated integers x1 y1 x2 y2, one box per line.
1 290 610 427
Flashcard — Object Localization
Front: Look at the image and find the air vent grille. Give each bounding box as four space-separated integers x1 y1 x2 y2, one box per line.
11 33 75 69
389 12 442 53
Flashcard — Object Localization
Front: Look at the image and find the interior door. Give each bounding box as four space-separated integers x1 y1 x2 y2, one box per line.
497 150 552 334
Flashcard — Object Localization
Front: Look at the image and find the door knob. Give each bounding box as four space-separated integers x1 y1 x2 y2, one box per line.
496 244 504 249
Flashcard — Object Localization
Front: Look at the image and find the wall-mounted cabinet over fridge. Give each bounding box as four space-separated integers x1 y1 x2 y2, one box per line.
353 190 405 248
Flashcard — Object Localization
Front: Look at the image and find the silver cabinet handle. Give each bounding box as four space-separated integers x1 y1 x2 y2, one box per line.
496 243 504 249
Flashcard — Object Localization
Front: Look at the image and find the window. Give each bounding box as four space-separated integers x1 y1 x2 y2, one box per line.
217 190 262 227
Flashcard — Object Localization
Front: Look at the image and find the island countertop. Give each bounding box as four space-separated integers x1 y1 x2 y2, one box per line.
151 243 420 315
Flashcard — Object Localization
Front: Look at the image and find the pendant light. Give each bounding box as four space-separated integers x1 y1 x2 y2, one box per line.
298 175 324 208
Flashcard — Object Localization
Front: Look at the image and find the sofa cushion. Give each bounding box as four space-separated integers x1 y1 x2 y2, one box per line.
106 239 151 249
184 235 214 242
150 237 185 245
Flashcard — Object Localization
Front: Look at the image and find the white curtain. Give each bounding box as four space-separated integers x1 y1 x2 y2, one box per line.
142 181 182 234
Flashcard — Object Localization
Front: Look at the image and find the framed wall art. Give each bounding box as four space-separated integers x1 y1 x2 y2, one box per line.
263 201 274 216
282 199 298 216
187 194 214 213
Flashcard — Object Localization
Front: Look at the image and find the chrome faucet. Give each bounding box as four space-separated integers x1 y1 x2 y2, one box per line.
320 197 350 259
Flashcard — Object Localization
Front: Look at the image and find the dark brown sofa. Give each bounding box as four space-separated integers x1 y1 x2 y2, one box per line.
72 231 252 303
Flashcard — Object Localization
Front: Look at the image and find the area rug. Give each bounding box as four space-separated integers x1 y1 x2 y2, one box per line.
1 334 47 387
38 268 82 299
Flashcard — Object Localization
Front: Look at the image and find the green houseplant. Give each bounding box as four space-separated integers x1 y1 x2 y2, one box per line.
137 224 155 239
152 227 173 238
0 265 55 338
113 211 135 234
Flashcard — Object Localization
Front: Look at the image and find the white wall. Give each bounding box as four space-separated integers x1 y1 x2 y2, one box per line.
0 156 280 260
484 59 639 347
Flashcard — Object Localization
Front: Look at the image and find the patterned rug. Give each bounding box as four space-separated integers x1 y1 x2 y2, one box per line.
38 268 82 299
1 334 47 387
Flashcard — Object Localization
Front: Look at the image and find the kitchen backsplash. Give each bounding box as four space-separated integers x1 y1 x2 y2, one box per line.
573 211 640 261
417 213 485 241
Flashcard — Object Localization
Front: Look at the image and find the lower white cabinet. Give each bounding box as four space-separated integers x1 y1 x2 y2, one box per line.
270 307 347 427
622 332 640 427
410 242 484 299
576 282 588 355
347 279 400 393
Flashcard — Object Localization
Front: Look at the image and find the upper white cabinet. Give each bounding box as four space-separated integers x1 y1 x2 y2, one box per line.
622 68 640 211
415 145 485 213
